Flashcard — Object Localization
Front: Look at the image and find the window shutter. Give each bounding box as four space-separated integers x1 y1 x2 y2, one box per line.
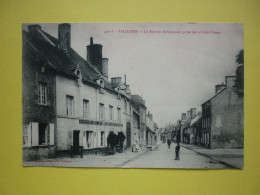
27 123 32 146
49 123 54 145
31 122 39 146
93 132 97 148
69 131 73 146
105 131 109 147
97 131 100 147
79 131 83 146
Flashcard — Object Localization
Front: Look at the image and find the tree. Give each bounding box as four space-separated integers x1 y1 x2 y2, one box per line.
234 49 244 98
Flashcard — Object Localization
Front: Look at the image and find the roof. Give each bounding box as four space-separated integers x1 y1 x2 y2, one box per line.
190 115 202 127
22 27 118 93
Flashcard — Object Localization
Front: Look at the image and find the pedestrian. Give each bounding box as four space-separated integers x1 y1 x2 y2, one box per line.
167 139 171 149
175 142 180 160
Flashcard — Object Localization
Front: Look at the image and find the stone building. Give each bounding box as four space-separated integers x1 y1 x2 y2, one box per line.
201 76 244 148
22 26 56 160
146 111 157 146
131 95 147 145
22 23 134 160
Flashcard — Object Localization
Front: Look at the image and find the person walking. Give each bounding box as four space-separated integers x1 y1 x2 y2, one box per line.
175 142 180 160
167 139 171 149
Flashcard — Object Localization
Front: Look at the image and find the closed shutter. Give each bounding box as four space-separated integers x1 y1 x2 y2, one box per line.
79 131 83 146
69 131 73 146
31 122 39 146
97 131 100 147
49 123 54 145
27 123 32 146
105 131 108 147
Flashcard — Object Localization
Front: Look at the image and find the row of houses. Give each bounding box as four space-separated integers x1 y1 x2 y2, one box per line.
170 76 244 149
22 23 158 160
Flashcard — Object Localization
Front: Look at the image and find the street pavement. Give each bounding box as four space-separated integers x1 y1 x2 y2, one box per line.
180 143 244 169
120 143 227 168
24 143 228 169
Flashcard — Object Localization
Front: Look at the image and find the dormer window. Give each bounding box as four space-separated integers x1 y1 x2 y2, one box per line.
100 79 104 88
74 66 82 86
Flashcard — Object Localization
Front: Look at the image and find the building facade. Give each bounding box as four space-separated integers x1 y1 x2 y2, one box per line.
22 23 137 160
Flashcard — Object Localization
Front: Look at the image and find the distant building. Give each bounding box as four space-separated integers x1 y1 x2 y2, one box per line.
132 95 147 145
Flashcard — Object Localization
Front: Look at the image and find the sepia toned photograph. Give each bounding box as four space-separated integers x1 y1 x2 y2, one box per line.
22 23 244 169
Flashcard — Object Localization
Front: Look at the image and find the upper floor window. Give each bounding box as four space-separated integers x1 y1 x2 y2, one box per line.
109 105 114 121
38 82 47 105
66 95 74 116
117 107 121 122
83 99 90 118
99 103 105 120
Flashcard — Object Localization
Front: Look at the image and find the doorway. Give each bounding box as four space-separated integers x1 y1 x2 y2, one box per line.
73 130 80 148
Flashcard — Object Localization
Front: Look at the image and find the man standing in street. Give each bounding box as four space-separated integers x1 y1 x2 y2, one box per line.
167 139 171 149
175 142 180 160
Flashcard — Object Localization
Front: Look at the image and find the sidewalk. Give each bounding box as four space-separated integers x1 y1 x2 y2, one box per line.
180 143 244 169
24 144 153 168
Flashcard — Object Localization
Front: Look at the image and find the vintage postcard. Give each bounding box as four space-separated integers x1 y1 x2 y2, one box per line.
22 23 244 168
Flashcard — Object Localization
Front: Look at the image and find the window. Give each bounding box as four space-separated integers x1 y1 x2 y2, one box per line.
109 105 114 121
23 123 30 146
66 95 74 116
38 82 47 105
100 131 105 146
99 103 105 120
83 100 89 118
39 123 49 145
86 131 93 148
117 108 121 122
125 100 127 113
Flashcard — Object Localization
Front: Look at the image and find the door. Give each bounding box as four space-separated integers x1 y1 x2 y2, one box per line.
126 122 131 147
73 131 80 147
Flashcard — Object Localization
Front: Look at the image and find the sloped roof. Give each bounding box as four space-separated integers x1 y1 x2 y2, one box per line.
190 115 202 127
22 28 115 91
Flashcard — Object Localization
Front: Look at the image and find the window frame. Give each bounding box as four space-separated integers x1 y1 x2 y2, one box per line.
66 95 74 116
38 82 47 105
99 103 105 120
83 99 90 118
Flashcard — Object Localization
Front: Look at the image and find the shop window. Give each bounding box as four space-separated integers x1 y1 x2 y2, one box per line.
86 131 93 148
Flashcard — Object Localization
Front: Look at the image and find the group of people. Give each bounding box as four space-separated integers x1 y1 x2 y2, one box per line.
107 131 125 154
167 139 180 160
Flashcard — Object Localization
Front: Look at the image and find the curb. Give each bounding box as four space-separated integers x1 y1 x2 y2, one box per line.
180 144 240 169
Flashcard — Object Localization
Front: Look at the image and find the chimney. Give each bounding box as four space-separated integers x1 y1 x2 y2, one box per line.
87 37 103 73
225 76 236 88
181 113 186 120
187 110 191 119
101 58 108 78
125 85 131 94
215 84 226 94
58 23 71 55
190 108 197 119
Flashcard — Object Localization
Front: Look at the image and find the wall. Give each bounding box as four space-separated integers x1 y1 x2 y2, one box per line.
56 74 129 151
210 88 244 148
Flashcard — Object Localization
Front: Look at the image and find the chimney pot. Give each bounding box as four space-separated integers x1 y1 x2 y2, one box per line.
58 23 71 55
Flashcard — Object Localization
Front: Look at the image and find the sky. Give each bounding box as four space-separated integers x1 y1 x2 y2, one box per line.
23 23 244 127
